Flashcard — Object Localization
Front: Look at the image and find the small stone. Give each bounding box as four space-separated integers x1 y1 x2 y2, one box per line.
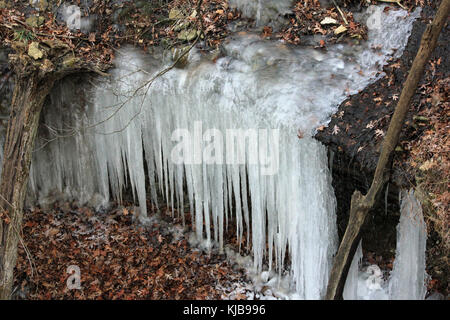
177 29 198 41
320 17 338 25
28 42 43 60
169 8 183 20
334 25 348 35
25 15 45 27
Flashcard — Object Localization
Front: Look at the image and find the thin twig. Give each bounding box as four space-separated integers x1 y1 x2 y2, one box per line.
332 0 348 25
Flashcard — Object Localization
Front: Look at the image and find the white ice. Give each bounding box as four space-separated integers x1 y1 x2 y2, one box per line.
342 189 428 300
0 5 421 299
389 189 428 300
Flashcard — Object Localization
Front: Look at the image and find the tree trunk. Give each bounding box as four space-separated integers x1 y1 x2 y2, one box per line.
325 0 450 300
0 73 55 299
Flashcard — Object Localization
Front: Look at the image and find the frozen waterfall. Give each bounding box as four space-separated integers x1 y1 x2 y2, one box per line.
343 189 428 300
0 5 421 299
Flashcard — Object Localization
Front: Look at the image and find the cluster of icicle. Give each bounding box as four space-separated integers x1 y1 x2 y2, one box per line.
0 5 421 299
343 189 428 300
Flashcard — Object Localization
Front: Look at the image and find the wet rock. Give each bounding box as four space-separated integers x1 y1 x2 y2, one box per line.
25 15 45 27
28 42 44 60
177 29 199 41
169 8 184 20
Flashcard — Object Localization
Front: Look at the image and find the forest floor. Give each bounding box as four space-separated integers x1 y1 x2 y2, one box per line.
13 202 250 300
12 200 437 300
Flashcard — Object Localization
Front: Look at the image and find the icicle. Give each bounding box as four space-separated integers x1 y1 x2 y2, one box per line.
328 149 335 177
0 5 420 300
343 241 362 300
388 189 428 300
343 189 428 300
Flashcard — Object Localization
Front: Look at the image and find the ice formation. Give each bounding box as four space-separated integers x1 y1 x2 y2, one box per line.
228 0 293 27
343 241 362 300
342 189 427 300
0 5 421 299
58 3 94 34
389 189 428 300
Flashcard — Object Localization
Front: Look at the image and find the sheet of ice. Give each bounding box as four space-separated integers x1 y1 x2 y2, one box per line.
343 242 390 300
389 189 428 300
223 246 306 300
219 5 420 133
28 78 109 209
343 189 427 300
0 5 420 299
356 264 389 300
343 241 362 300
58 3 95 33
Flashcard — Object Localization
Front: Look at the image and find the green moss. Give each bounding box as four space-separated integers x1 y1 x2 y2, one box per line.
177 29 198 41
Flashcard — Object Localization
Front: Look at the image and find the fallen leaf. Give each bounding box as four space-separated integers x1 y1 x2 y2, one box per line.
334 25 347 35
88 32 96 42
320 17 338 25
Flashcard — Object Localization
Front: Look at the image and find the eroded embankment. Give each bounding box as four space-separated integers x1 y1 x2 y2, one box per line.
315 4 449 295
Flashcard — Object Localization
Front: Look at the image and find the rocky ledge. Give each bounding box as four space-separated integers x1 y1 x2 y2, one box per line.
315 4 448 295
